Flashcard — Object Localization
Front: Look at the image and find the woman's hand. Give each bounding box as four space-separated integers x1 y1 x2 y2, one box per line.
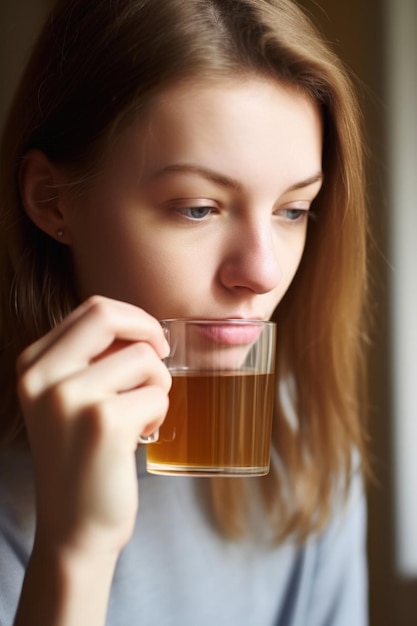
17 295 171 556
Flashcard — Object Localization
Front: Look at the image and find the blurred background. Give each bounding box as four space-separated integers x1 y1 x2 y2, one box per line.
1 1 416 624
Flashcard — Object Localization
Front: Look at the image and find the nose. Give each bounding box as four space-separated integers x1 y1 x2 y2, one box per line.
219 217 282 295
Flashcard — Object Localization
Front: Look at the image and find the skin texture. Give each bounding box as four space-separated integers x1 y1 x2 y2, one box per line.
16 77 323 625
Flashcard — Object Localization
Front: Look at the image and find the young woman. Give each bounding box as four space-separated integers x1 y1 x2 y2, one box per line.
0 0 369 624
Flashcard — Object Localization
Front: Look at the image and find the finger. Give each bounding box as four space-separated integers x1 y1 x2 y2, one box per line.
18 297 169 394
18 296 169 373
73 385 170 453
16 297 97 373
21 296 169 370
48 341 172 405
115 384 170 448
87 341 172 394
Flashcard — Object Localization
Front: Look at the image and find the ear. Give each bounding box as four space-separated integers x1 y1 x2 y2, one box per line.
20 149 72 244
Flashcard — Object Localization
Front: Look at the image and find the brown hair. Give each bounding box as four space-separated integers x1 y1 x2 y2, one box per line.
0 0 368 541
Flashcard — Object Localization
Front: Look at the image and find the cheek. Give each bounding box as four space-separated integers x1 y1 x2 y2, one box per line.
278 234 307 288
110 236 209 316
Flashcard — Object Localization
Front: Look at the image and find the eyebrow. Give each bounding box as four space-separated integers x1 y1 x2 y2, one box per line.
148 163 323 193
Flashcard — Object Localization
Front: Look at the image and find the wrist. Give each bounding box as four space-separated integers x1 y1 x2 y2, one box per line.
15 533 119 626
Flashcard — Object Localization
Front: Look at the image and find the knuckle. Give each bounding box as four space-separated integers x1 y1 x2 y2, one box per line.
17 369 38 402
87 296 113 327
84 294 107 309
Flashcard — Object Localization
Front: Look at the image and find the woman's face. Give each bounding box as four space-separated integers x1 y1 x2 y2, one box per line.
63 77 323 322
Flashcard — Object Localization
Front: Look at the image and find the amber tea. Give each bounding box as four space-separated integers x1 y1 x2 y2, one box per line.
146 370 275 476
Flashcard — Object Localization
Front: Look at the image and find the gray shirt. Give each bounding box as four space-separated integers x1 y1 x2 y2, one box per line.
0 447 368 626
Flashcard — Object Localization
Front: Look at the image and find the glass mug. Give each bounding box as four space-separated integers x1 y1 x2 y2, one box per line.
145 319 276 477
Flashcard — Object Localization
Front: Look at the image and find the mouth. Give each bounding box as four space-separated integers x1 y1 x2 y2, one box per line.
194 320 263 346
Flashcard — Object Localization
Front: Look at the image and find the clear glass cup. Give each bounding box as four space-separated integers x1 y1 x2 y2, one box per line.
146 319 276 477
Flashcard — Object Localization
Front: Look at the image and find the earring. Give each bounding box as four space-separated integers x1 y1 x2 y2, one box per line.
56 229 64 237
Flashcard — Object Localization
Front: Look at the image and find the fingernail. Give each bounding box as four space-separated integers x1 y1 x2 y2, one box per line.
138 429 159 444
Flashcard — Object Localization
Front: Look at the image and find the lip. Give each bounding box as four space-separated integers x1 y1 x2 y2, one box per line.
195 320 264 346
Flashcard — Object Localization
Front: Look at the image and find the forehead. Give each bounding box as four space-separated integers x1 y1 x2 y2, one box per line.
106 77 323 191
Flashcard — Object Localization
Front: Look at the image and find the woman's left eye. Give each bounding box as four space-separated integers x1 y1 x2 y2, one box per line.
176 206 215 220
276 208 310 222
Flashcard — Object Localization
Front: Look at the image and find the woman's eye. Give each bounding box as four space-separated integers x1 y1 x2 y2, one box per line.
176 206 214 220
277 208 310 222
